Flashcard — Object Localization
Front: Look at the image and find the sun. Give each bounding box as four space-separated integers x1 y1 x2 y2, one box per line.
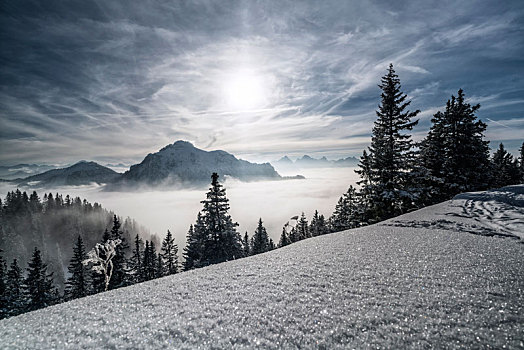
222 68 268 111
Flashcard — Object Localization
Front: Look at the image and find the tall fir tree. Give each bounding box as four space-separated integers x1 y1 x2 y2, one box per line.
64 236 89 300
278 227 290 248
296 213 309 241
492 143 520 187
199 173 243 265
0 251 6 319
357 64 420 221
251 218 270 255
23 247 57 312
160 230 178 275
421 89 490 198
183 214 207 271
6 259 24 317
243 232 251 257
129 234 144 283
330 186 359 232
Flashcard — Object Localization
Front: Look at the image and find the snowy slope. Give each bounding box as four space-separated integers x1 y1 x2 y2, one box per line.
1 186 523 349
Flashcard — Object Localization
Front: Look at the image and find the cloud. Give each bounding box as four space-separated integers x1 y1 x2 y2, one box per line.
1 0 523 164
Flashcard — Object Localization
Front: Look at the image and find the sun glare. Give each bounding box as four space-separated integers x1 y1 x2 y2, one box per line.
222 68 268 111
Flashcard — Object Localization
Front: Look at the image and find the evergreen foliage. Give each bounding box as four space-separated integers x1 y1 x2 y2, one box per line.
64 236 88 300
420 89 490 198
6 259 24 317
492 143 520 187
251 218 270 255
23 247 57 312
296 213 309 241
330 186 360 232
108 215 129 290
357 64 420 221
243 232 251 257
0 251 6 319
160 230 178 275
278 227 290 248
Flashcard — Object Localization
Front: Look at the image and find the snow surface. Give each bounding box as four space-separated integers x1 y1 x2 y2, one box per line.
1 186 523 349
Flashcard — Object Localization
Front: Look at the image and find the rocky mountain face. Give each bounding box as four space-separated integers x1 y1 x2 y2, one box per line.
110 141 282 189
16 161 120 187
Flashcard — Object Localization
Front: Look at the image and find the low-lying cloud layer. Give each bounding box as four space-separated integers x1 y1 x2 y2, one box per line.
1 0 523 164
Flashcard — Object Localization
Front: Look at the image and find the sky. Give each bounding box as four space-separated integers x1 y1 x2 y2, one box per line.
1 0 523 166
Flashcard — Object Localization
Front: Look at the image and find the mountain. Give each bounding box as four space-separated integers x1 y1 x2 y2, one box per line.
16 161 120 187
0 163 61 180
1 186 522 348
273 155 359 169
110 140 282 189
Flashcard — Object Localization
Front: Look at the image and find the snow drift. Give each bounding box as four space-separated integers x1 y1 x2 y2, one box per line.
1 186 523 349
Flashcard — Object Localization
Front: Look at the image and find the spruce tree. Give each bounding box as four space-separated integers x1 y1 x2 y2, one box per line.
91 229 110 294
357 64 420 221
129 234 144 283
251 218 270 255
421 89 490 197
243 232 251 257
23 247 57 312
330 186 360 232
295 213 309 241
199 173 242 265
160 230 178 275
65 236 88 300
6 259 24 317
518 142 524 183
0 252 6 319
492 143 520 187
183 215 206 271
278 227 290 248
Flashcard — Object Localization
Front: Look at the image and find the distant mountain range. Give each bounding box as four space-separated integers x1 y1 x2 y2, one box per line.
0 164 62 180
16 161 120 187
4 141 301 189
273 154 359 168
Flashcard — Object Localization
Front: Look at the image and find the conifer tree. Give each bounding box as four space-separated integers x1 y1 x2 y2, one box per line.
160 230 178 275
357 64 420 221
492 143 520 187
0 252 6 319
421 89 490 197
278 227 290 248
296 213 309 240
243 232 251 257
330 186 360 232
129 234 144 283
91 229 110 294
199 173 242 265
309 210 322 237
519 142 524 182
288 226 298 243
183 215 206 271
23 247 57 312
64 236 88 300
268 239 275 250
6 259 24 317
251 218 270 255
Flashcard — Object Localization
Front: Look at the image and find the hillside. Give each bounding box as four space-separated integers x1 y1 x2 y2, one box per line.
16 161 120 187
109 141 282 189
0 186 523 348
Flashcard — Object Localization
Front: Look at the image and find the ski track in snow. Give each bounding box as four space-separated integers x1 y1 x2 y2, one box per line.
388 185 524 241
1 187 523 349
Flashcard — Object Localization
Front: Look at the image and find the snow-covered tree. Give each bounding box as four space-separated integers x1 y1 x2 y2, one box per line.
161 230 178 275
519 142 524 182
108 215 129 290
129 234 144 283
83 239 121 292
330 186 360 232
0 252 6 319
64 236 88 300
296 213 309 241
